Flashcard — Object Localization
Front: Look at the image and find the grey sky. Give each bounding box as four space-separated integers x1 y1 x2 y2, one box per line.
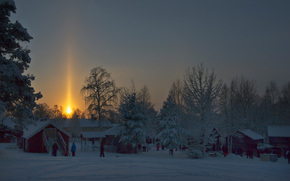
12 0 290 110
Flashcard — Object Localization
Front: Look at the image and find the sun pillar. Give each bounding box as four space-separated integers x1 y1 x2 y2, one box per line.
66 45 72 117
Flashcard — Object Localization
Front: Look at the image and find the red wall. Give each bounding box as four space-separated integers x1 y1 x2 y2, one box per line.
27 130 47 153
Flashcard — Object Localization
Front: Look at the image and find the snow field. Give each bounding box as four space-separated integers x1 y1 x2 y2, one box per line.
0 143 289 181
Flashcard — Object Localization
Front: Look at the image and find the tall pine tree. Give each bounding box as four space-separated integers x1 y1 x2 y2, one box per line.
118 86 157 153
0 0 42 127
158 95 188 154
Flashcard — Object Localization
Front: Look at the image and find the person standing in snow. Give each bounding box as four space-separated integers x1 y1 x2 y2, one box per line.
246 149 250 158
71 142 76 157
100 142 105 157
286 149 290 164
238 147 243 157
52 142 58 156
222 144 228 157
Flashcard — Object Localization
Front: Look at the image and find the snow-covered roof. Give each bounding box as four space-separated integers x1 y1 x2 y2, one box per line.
22 121 71 140
59 119 74 128
80 124 121 139
268 126 290 138
81 119 112 128
60 119 112 128
80 132 106 139
263 143 274 148
239 129 264 140
104 124 121 136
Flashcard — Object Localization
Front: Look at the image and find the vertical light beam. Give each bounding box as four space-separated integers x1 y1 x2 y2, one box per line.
66 44 72 116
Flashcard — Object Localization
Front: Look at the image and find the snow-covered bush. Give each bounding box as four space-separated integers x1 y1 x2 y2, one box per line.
188 148 203 159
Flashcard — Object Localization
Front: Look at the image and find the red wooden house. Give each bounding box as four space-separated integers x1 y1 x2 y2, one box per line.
267 126 290 156
21 121 71 155
232 129 264 156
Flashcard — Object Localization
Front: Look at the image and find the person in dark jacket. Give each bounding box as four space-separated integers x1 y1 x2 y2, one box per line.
52 142 58 156
71 142 76 157
238 147 243 157
286 149 290 164
222 144 228 157
246 149 250 158
100 142 105 157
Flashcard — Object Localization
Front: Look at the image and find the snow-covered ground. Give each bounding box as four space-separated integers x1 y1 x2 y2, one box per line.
0 143 289 181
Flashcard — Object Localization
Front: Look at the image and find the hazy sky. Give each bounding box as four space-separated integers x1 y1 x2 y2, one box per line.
11 0 290 111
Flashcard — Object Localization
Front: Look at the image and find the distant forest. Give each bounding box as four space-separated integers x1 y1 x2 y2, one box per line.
34 64 290 135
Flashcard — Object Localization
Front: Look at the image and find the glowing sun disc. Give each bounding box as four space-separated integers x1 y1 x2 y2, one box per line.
67 107 72 114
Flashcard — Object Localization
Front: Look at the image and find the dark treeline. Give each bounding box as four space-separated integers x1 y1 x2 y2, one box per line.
34 104 85 120
36 64 287 156
35 65 290 144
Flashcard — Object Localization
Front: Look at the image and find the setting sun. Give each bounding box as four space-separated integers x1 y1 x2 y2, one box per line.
66 107 72 115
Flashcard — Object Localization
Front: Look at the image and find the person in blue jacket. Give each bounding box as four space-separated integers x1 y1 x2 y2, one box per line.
71 142 76 157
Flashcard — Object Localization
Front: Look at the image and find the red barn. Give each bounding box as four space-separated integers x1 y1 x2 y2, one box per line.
232 129 264 156
21 121 71 155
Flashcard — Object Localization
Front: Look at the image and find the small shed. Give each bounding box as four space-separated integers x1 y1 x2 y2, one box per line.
22 121 71 155
80 124 121 152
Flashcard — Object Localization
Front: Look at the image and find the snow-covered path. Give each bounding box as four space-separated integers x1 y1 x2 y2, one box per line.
0 143 289 181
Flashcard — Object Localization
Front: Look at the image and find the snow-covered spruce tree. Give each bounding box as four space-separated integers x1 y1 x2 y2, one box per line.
118 86 157 153
118 89 142 153
0 0 42 127
137 86 158 140
183 64 222 157
81 66 120 121
158 94 188 155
